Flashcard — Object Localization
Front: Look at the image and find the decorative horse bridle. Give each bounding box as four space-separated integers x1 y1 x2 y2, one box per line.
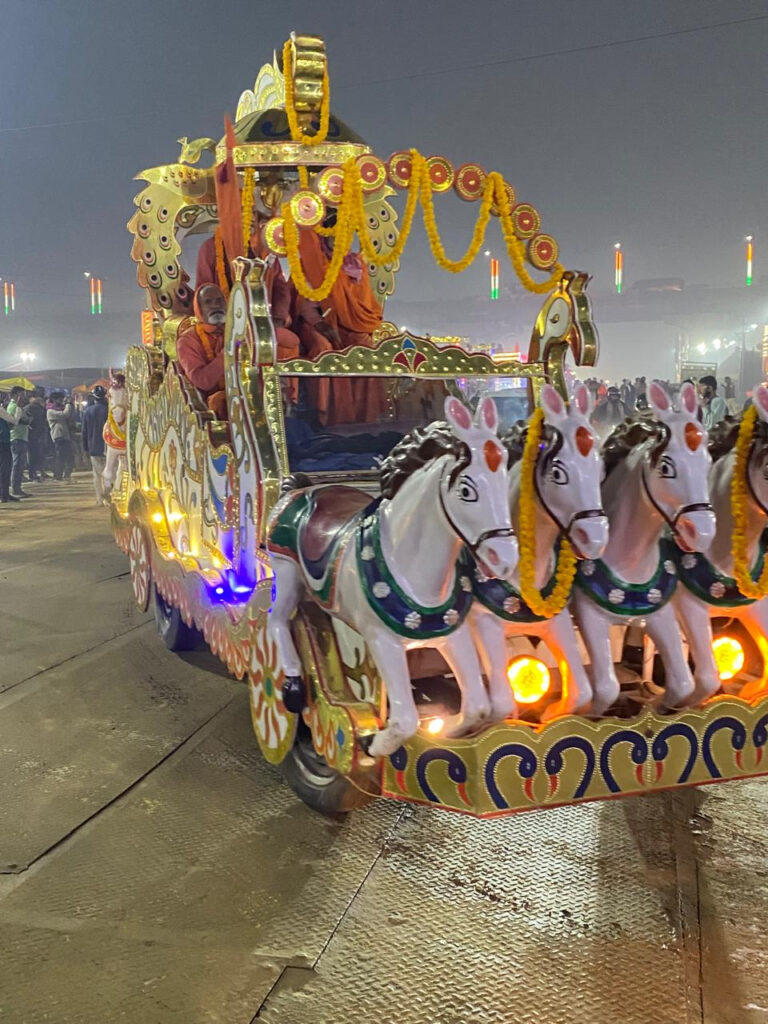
744 439 768 517
532 428 605 548
640 426 713 538
437 462 516 560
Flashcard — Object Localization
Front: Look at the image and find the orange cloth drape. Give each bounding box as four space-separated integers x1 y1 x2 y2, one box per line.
298 229 382 334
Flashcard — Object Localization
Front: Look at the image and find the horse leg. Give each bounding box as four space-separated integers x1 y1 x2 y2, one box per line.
643 605 695 708
736 599 768 701
673 589 721 702
266 555 306 699
365 630 420 758
571 591 619 714
540 609 595 721
468 607 518 721
439 623 493 736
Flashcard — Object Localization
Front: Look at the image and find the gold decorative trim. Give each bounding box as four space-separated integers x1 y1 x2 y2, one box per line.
273 333 546 379
380 694 768 817
214 142 368 166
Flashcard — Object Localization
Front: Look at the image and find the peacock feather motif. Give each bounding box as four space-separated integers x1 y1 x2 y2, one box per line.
361 184 400 307
128 163 216 316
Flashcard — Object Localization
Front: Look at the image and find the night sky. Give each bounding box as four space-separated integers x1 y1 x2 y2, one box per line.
0 0 766 373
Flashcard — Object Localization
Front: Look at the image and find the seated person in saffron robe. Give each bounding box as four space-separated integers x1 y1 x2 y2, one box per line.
297 226 387 425
176 284 230 421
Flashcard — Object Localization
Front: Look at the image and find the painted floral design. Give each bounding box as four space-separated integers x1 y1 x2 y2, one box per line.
608 588 625 605
503 595 521 615
404 610 422 630
647 587 662 605
249 620 295 765
682 553 697 570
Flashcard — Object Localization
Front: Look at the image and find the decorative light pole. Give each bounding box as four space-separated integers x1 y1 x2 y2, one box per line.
614 242 623 295
3 280 16 315
85 271 103 314
746 235 754 287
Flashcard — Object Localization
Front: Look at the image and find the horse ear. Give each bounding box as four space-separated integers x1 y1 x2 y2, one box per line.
572 382 592 417
540 383 567 425
648 380 671 417
753 383 768 423
474 396 499 433
444 396 473 435
679 381 698 416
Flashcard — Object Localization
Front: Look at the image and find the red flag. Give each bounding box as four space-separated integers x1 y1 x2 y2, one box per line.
214 116 244 264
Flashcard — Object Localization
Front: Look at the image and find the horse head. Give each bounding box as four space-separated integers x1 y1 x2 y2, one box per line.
443 396 518 580
744 383 768 518
643 380 715 552
534 382 609 560
527 272 598 396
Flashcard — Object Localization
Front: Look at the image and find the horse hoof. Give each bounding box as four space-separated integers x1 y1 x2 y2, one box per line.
282 676 307 713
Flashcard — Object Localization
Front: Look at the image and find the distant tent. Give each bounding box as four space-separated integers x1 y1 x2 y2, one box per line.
0 376 34 392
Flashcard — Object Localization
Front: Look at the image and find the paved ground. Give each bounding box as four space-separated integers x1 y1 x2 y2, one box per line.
1 475 768 1023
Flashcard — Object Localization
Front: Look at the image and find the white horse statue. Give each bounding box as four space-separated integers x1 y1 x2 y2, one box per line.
571 380 716 713
266 396 519 758
470 382 610 722
103 370 128 496
671 383 768 702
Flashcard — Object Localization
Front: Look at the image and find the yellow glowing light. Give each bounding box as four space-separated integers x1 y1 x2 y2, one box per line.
167 551 176 559
151 512 163 523
168 511 184 523
506 656 551 704
426 717 444 735
712 635 745 681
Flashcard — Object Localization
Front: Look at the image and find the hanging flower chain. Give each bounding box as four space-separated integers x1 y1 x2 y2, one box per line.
731 405 768 599
518 407 578 616
195 322 216 362
241 167 256 253
282 40 330 146
214 229 231 299
280 148 564 302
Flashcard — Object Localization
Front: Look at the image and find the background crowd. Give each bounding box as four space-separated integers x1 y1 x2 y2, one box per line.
585 373 737 439
0 385 110 505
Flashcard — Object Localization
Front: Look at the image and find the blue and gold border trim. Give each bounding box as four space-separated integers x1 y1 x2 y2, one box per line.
381 695 768 817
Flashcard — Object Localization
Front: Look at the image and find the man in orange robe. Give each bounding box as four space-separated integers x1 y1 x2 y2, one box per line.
297 227 387 424
176 284 230 420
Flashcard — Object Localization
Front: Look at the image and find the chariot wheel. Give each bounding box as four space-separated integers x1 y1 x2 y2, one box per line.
153 585 203 652
128 522 151 612
280 720 376 816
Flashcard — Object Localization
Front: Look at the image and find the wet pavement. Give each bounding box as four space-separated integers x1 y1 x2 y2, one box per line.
1 475 766 1023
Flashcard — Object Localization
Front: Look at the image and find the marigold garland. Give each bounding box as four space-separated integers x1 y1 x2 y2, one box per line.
280 147 565 301
214 229 230 299
518 407 578 616
241 167 256 253
282 40 330 146
730 405 768 599
195 322 217 362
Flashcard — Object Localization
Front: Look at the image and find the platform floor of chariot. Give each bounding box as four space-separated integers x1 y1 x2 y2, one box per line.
1 475 767 1024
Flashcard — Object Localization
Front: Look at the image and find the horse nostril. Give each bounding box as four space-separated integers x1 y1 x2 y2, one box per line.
486 549 499 566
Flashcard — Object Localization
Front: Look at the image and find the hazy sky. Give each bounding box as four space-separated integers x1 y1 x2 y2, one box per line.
0 0 766 369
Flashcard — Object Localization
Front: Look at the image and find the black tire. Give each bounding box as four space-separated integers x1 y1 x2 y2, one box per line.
280 720 377 815
153 585 203 652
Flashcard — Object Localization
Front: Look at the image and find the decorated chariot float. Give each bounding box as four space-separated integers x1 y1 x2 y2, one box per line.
112 33 768 814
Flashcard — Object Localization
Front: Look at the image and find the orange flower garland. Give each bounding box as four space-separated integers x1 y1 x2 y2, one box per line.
280 148 565 301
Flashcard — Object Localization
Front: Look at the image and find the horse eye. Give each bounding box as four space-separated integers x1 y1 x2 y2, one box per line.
659 457 676 478
551 313 560 324
550 461 569 485
457 477 478 502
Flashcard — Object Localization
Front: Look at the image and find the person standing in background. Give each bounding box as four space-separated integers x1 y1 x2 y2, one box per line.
25 389 48 482
7 386 32 498
81 386 109 505
47 392 75 481
0 395 21 503
697 375 728 430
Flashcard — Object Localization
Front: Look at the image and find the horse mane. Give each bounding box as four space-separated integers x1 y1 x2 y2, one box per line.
709 411 768 462
499 420 561 466
379 422 470 499
602 414 670 477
